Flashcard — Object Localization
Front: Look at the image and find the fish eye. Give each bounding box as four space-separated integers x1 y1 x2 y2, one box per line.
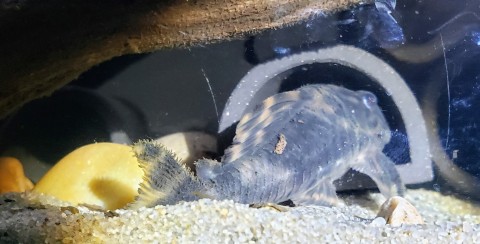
362 92 378 109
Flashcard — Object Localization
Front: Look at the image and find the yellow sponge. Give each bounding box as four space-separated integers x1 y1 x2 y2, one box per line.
33 143 143 210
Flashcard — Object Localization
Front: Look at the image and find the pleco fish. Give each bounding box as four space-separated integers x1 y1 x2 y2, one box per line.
130 84 404 208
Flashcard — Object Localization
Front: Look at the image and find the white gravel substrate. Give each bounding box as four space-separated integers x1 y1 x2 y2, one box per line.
1 189 479 243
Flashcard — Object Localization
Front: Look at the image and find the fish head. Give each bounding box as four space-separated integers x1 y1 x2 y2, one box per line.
351 89 392 145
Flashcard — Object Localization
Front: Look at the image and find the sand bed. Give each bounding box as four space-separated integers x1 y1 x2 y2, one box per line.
1 189 479 243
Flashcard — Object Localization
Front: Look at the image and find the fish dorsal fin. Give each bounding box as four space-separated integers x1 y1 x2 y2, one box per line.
223 88 314 162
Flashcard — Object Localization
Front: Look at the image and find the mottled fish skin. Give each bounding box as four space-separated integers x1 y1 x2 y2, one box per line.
131 84 404 208
197 84 404 205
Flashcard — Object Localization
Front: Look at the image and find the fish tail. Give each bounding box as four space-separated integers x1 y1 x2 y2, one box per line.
128 140 203 209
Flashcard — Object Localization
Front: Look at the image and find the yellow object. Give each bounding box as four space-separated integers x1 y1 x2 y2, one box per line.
34 143 143 210
0 157 34 194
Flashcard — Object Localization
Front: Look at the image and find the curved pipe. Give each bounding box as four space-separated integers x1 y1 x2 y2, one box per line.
220 44 433 185
422 69 480 196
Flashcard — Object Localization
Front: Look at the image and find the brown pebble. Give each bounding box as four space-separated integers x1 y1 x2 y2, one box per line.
61 206 80 215
250 203 290 212
376 196 424 227
104 210 119 218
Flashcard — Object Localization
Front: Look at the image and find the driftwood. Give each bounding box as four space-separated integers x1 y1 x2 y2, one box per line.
0 0 367 118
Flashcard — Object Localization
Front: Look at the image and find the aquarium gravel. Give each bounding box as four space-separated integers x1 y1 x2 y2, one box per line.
0 189 479 243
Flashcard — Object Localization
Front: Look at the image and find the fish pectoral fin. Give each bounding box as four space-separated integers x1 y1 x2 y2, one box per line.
351 153 405 198
290 180 340 206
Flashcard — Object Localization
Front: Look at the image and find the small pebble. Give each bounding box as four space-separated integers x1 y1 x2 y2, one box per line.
376 196 424 227
370 217 387 227
463 222 473 233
